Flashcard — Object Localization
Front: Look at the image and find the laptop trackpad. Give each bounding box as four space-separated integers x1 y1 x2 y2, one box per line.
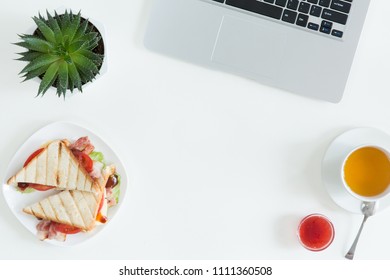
211 15 286 80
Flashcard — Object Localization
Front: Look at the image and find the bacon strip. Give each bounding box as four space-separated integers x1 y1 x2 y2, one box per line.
36 220 66 241
69 136 94 155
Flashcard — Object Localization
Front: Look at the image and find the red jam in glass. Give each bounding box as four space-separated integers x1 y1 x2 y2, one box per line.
298 214 335 251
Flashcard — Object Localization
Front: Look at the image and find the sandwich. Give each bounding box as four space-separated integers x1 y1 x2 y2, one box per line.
7 139 102 193
7 136 120 241
24 190 100 231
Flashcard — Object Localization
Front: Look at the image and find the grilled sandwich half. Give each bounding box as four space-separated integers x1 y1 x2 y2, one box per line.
7 140 102 193
23 190 102 231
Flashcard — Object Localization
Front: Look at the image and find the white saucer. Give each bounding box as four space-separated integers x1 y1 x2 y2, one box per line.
322 127 390 214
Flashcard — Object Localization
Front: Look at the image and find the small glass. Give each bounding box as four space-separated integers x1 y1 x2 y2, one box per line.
297 214 335 251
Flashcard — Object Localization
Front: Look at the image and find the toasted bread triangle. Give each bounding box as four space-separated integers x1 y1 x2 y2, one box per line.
7 140 102 193
23 190 102 231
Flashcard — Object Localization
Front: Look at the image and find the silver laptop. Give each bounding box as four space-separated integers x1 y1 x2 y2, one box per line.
144 0 370 103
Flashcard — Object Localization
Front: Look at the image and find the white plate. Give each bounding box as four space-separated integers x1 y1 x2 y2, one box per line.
322 127 390 214
2 121 127 246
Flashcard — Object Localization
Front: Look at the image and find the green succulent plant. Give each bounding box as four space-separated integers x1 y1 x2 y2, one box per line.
15 10 104 97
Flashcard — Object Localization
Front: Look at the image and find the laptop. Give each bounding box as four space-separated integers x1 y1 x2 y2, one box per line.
144 0 371 103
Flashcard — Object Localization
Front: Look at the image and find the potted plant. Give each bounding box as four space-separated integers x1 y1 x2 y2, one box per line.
15 10 106 98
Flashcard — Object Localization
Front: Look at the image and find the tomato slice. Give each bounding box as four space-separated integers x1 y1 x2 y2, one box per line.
18 183 55 192
24 148 44 167
72 150 93 173
52 222 82 234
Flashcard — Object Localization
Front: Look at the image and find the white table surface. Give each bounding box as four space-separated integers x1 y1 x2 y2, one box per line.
0 0 389 260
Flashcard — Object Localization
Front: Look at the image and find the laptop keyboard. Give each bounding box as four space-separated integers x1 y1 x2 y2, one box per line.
211 0 353 38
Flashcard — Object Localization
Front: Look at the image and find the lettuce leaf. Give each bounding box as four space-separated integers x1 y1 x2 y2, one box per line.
16 187 35 194
112 184 120 204
89 151 105 163
111 174 121 204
